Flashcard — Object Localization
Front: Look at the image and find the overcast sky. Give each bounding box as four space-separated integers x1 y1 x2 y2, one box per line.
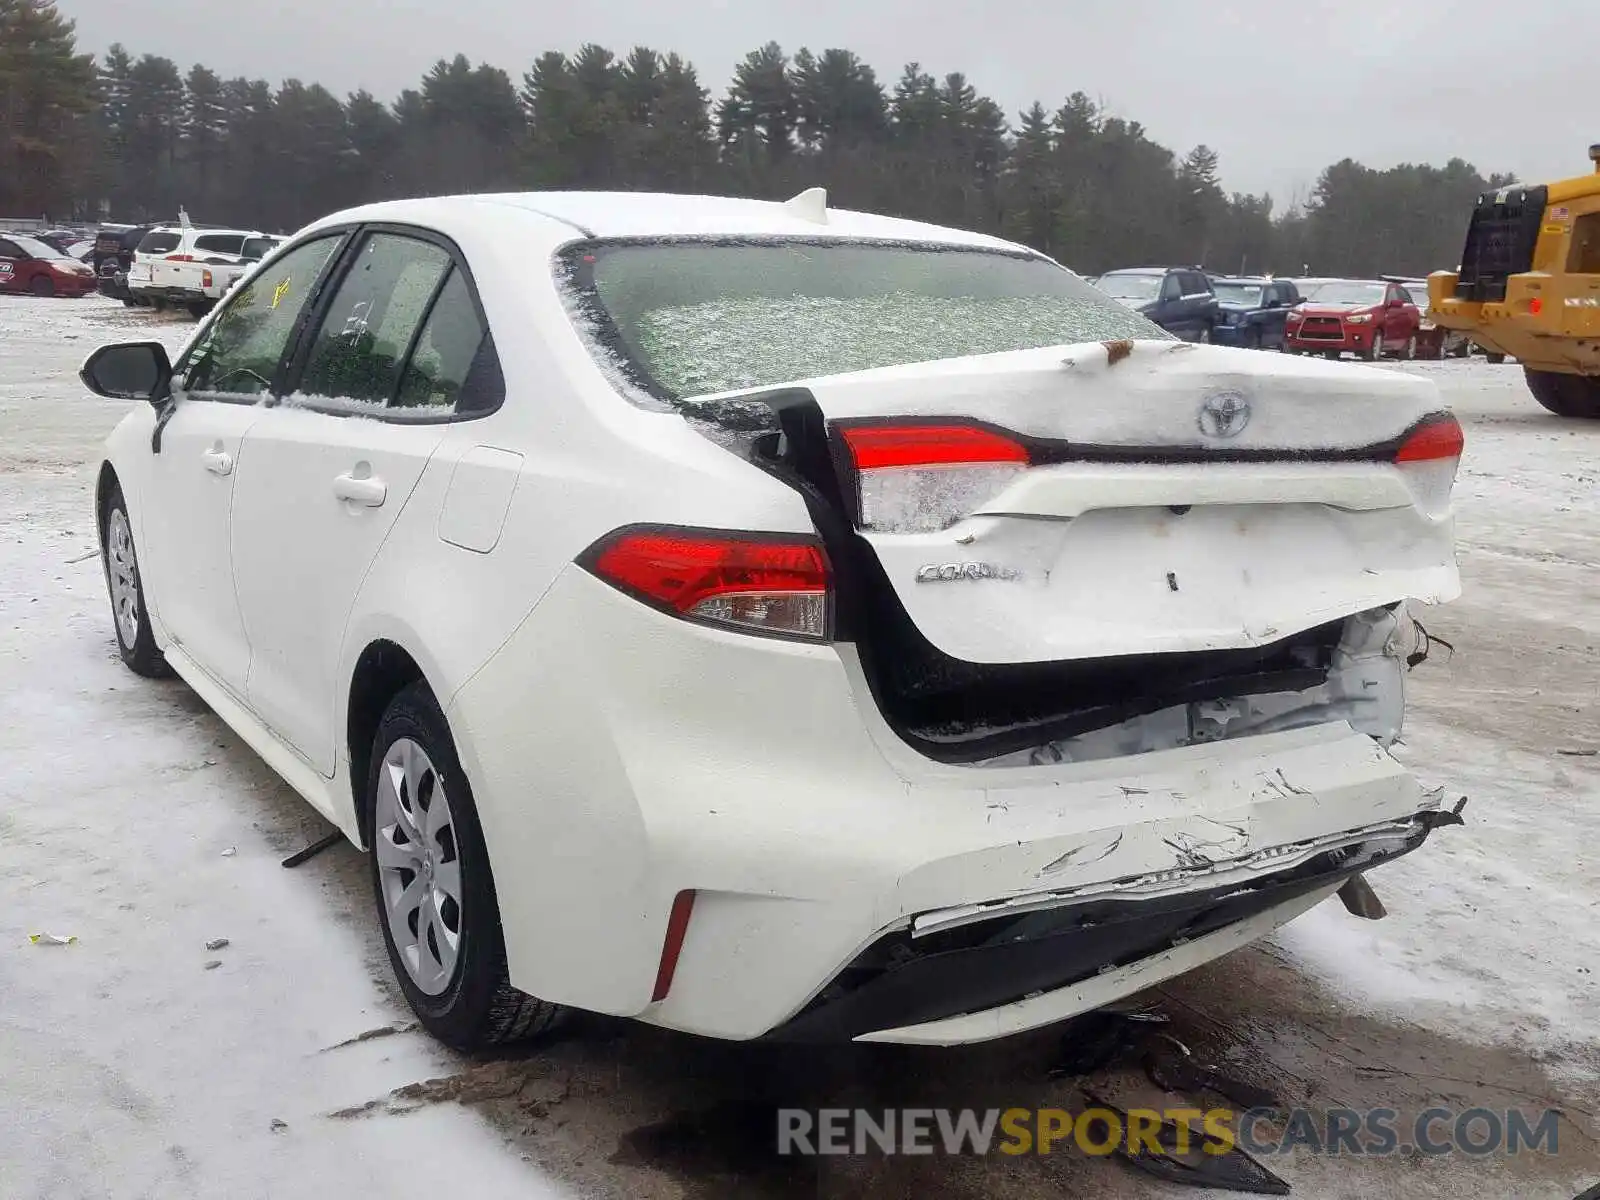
57 0 1597 204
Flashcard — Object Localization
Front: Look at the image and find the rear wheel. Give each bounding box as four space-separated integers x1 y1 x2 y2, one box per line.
1524 368 1600 419
368 682 565 1051
101 483 169 678
1399 335 1417 360
186 301 214 320
30 276 54 297
1484 350 1506 364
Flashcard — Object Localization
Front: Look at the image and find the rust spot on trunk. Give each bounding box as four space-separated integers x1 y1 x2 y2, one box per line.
1103 338 1134 366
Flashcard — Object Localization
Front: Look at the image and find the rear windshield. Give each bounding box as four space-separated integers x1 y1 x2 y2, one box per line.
242 236 281 261
194 234 246 255
558 239 1164 402
1096 273 1163 302
137 231 181 255
1212 282 1267 306
1304 280 1387 306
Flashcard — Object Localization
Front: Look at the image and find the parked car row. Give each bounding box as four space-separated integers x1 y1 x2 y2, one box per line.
82 217 285 317
1089 265 1488 361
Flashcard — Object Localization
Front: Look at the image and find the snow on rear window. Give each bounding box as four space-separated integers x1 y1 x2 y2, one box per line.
558 239 1166 403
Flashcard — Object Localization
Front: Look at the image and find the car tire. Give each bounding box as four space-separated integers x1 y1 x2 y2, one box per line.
122 298 140 308
1244 326 1262 350
1453 340 1470 359
1484 351 1506 364
368 681 565 1052
1324 350 1340 360
186 301 213 320
1400 335 1417 360
1524 368 1600 419
1196 325 1212 344
100 482 169 678
30 276 55 298
1365 332 1385 361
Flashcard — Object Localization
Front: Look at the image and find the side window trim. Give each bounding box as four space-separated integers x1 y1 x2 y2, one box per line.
275 221 502 425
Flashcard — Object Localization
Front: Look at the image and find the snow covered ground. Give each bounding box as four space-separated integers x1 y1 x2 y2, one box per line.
1 295 1596 1199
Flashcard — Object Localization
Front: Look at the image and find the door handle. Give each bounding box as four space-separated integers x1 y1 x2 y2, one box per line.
333 472 387 507
201 447 233 476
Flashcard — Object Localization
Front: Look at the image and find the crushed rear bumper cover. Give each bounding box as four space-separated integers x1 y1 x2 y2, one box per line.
768 817 1431 1043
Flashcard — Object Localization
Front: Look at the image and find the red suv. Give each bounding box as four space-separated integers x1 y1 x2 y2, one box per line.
1285 279 1422 360
0 233 98 298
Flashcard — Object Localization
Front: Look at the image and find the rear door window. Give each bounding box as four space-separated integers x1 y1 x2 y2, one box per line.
179 235 344 398
296 232 452 407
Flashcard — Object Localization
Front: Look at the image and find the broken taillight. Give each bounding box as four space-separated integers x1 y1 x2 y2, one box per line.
1393 414 1465 463
1392 414 1464 515
838 422 1031 533
581 526 830 641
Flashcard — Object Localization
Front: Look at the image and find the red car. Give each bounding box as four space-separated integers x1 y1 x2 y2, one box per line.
0 232 99 298
1285 278 1423 360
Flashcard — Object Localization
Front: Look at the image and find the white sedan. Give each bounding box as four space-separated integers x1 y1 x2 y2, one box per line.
82 190 1464 1051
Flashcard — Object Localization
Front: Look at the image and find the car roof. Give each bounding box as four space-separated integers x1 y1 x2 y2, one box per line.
1100 266 1174 275
302 192 1026 253
1212 276 1272 285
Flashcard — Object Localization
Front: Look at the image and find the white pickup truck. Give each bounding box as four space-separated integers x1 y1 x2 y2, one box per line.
126 223 283 317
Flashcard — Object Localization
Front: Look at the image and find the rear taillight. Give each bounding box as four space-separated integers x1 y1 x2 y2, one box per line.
1393 414 1463 515
1394 415 1464 463
582 527 830 641
166 254 195 262
838 422 1031 534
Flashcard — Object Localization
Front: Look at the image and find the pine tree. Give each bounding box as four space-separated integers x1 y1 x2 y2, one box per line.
0 0 98 215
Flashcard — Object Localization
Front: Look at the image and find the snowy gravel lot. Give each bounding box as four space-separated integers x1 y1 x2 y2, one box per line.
2 295 1597 1199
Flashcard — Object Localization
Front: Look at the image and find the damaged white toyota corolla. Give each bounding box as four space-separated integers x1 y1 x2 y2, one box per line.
83 190 1464 1051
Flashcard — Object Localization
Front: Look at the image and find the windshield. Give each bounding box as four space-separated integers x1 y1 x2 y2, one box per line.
561 240 1166 401
11 236 67 260
1304 280 1387 307
1095 273 1163 302
1211 282 1266 306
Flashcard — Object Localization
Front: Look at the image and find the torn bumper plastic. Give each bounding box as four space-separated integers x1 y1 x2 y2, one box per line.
769 816 1433 1043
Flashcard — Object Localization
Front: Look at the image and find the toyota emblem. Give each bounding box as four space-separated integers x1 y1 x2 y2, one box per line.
1198 391 1251 438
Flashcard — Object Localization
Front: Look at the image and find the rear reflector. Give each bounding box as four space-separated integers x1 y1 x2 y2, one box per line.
651 890 697 1003
841 423 1031 469
583 527 830 641
1394 416 1464 462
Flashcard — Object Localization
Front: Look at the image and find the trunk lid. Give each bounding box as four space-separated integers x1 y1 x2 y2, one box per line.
716 340 1460 666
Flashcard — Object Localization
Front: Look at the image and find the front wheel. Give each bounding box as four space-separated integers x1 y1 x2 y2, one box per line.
368 682 565 1052
30 276 55 297
1399 335 1417 361
101 484 169 677
1365 332 1385 361
1524 368 1600 419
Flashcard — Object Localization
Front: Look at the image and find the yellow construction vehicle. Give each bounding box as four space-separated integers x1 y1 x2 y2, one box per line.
1429 144 1600 418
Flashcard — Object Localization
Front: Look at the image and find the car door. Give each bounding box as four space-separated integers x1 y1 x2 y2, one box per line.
1268 283 1296 346
230 228 486 775
1382 285 1411 343
0 237 22 292
140 233 348 695
1184 272 1217 339
1154 273 1183 332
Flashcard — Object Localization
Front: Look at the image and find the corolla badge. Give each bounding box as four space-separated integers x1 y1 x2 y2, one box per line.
1197 390 1251 439
916 562 1020 583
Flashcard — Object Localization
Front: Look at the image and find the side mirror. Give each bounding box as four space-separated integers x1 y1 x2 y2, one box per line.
80 341 173 405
